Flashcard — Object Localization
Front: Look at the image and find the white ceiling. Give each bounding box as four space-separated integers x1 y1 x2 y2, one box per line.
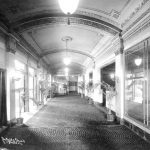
0 0 148 75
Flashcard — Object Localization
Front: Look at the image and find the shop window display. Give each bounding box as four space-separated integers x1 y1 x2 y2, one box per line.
125 39 150 126
14 60 26 117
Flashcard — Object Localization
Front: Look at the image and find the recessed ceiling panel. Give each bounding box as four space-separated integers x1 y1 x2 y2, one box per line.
29 25 103 53
80 0 129 13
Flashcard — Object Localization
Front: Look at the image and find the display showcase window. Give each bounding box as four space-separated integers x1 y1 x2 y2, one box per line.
14 60 26 117
125 39 150 126
28 67 37 110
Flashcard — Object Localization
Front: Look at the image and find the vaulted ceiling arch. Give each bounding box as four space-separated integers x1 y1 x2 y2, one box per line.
1 0 143 75
40 48 95 62
11 13 122 35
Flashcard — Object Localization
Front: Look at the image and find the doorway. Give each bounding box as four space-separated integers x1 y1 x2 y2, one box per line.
101 62 115 107
0 69 7 126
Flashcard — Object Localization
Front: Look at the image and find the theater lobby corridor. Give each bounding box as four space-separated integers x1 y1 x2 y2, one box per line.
1 95 150 150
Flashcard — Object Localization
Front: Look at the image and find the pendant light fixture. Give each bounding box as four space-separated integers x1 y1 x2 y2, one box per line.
64 57 71 66
65 67 69 76
62 36 72 66
58 0 79 15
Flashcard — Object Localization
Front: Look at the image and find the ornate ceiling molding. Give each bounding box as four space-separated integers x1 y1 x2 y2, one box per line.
11 13 121 35
78 0 131 22
8 7 120 28
77 10 120 27
123 13 150 42
121 0 149 28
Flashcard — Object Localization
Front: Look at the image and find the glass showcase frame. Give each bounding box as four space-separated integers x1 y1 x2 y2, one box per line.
125 38 150 127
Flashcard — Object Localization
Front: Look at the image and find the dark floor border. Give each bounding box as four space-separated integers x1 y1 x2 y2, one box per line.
89 98 150 143
117 117 150 143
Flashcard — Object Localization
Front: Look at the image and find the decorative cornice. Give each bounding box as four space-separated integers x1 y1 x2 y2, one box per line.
77 10 120 27
123 13 150 42
11 14 121 35
121 0 149 28
9 8 120 29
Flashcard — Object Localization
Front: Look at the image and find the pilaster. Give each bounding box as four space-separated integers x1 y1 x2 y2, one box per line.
115 33 125 119
93 66 102 103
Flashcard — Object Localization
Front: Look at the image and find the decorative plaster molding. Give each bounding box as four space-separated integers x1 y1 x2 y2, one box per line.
12 15 120 35
121 0 149 28
7 48 16 54
78 0 132 23
114 49 123 56
10 7 120 28
123 13 150 42
77 10 120 27
96 33 124 57
114 37 124 55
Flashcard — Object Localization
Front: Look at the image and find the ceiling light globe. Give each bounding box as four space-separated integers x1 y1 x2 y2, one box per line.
135 58 142 66
65 67 69 73
63 57 71 65
58 0 79 14
110 73 115 79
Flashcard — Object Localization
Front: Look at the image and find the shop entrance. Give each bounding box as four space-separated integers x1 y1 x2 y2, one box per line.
101 62 115 107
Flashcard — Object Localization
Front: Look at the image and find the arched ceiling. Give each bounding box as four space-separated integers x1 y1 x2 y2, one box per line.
0 0 147 75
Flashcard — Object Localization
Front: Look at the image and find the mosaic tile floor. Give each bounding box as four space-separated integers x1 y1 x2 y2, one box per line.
0 95 150 150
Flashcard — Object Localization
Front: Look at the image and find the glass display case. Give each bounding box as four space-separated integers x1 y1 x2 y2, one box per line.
125 38 150 126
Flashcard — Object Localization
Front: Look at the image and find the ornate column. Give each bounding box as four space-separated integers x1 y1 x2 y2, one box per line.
6 35 17 121
115 33 125 123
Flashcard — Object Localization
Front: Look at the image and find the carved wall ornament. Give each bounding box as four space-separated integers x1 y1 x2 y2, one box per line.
119 33 124 53
6 35 16 54
112 32 124 56
114 33 124 56
114 49 123 56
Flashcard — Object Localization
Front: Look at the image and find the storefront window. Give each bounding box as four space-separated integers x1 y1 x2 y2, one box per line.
14 60 26 117
125 39 150 126
28 67 36 110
